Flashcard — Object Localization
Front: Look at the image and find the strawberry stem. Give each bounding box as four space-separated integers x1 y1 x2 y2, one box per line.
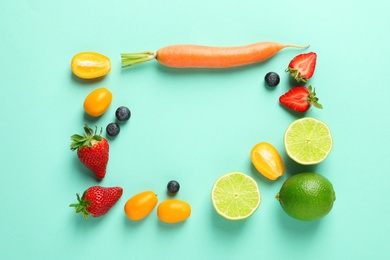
69 191 92 220
307 85 323 109
70 123 103 151
285 68 308 83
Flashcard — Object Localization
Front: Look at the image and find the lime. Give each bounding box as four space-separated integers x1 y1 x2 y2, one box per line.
276 172 336 221
284 117 332 165
211 172 261 220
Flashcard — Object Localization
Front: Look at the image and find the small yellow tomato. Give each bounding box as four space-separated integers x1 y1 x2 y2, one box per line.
250 142 284 180
124 191 158 221
71 52 111 79
157 200 191 224
83 87 112 117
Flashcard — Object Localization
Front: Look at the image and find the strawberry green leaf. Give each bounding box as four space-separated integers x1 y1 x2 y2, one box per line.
285 68 308 83
70 124 103 151
69 192 92 220
307 85 323 109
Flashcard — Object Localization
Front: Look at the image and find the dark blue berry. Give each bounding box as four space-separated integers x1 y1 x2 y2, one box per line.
115 106 131 121
106 122 120 136
167 180 180 194
265 72 280 87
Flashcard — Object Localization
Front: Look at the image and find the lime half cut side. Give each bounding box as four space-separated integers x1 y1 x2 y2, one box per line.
211 172 261 220
284 117 332 165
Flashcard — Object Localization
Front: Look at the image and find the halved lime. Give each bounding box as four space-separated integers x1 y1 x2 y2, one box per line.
284 117 332 165
211 172 261 220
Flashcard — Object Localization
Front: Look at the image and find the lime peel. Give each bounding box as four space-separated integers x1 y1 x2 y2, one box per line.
276 172 336 221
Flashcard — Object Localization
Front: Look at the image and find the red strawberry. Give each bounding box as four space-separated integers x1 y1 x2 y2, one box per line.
279 85 322 112
70 186 123 219
286 52 317 82
70 124 109 179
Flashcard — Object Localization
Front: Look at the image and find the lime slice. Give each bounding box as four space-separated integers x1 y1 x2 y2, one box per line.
211 172 261 220
284 117 332 165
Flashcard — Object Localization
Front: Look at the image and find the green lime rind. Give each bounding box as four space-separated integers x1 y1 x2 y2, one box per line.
276 172 336 221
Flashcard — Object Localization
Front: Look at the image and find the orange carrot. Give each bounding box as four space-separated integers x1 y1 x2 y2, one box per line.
121 42 309 69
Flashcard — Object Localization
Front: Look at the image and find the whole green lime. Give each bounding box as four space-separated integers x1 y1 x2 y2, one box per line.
276 172 336 221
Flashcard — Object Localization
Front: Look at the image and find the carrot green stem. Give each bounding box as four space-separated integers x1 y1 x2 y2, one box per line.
121 51 156 68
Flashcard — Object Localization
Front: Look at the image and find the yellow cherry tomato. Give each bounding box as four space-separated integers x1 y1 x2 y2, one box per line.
83 87 112 117
71 52 111 79
250 142 285 180
124 191 158 221
157 200 191 223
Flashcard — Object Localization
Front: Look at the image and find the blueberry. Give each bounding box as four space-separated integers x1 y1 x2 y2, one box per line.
264 72 280 87
106 122 120 136
115 106 131 121
167 180 180 194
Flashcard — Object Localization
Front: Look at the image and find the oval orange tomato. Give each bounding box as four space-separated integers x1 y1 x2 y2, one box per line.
124 191 158 221
71 52 111 79
250 142 284 180
83 88 112 117
157 200 191 223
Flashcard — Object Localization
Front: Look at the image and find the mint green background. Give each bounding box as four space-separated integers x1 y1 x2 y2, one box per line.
1 0 389 259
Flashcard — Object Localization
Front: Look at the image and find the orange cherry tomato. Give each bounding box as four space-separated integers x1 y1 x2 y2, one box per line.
157 200 191 223
124 191 158 221
250 142 285 180
71 52 111 79
83 87 112 117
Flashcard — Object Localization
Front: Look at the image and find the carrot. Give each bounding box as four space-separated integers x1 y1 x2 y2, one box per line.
121 42 309 69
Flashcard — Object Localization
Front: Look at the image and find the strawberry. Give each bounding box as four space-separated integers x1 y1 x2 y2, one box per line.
286 52 317 82
70 186 123 219
70 124 109 179
279 85 322 112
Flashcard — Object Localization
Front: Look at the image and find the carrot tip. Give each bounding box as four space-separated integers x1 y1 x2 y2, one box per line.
287 44 310 49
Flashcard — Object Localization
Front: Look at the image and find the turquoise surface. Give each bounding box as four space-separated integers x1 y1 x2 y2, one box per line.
1 0 389 259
